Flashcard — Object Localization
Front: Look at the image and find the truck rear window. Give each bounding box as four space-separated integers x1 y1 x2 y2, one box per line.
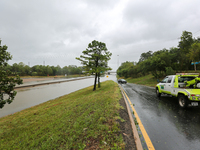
178 77 196 83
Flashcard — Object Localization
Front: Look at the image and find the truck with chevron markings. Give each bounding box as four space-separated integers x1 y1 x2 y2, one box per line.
156 73 200 108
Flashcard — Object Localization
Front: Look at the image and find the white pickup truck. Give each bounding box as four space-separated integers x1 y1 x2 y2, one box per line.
156 73 200 108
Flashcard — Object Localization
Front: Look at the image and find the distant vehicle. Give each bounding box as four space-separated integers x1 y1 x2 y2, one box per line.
118 79 127 84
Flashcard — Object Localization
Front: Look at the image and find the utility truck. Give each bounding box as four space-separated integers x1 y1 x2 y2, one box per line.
156 73 200 108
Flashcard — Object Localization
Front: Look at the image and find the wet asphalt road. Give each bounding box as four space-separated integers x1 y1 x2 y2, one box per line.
121 83 200 150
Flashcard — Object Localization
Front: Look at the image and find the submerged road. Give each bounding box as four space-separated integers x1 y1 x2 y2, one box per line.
121 83 200 150
0 75 117 118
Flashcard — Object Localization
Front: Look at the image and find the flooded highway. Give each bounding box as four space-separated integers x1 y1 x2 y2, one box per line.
15 76 93 88
121 83 200 150
3 75 200 150
0 75 117 118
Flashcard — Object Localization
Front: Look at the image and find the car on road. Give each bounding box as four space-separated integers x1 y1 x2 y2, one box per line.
118 79 127 84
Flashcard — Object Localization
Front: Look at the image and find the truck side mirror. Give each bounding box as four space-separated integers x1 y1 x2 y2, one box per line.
157 79 160 83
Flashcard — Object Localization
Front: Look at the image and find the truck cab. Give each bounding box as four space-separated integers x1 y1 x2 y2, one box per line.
156 73 200 108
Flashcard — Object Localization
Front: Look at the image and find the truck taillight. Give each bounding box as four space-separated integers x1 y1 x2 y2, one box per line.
191 94 195 96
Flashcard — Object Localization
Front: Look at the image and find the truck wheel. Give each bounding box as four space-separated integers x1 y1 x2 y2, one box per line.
156 88 161 97
178 95 188 108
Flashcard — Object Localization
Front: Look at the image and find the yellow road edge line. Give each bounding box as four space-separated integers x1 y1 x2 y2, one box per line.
121 87 155 150
119 85 143 150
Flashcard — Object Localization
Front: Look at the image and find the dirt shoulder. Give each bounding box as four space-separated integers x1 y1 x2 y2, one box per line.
118 98 137 150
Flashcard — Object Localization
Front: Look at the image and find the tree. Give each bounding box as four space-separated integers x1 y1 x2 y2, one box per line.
76 40 112 91
0 40 22 108
45 65 53 75
169 47 180 72
12 63 19 74
24 65 31 75
117 61 135 78
97 60 111 88
178 31 194 52
188 42 200 72
148 49 172 78
18 62 26 75
178 31 194 70
138 51 153 63
62 66 69 75
56 65 62 75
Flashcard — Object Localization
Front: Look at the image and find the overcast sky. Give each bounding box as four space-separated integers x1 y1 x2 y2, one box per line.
1 0 200 71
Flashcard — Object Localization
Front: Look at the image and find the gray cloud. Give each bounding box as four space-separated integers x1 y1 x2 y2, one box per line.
1 0 200 71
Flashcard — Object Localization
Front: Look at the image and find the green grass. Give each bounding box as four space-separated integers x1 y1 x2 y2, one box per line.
118 74 158 87
0 80 125 149
121 70 200 87
126 74 157 87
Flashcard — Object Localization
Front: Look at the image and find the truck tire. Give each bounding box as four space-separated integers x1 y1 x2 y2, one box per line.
156 88 161 97
178 95 188 108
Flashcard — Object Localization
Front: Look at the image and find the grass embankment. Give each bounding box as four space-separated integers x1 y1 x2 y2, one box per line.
121 71 200 87
120 74 158 87
0 81 125 149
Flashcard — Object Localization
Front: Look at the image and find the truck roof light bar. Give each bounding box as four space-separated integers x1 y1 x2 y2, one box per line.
176 73 199 75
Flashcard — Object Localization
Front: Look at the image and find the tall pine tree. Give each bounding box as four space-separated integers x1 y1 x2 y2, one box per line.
76 40 112 91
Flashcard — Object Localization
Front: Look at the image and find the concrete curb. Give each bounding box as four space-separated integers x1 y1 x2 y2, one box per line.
14 76 93 89
119 85 143 150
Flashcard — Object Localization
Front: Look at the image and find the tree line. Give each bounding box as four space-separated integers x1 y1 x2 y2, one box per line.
117 31 200 79
4 62 84 76
1 39 112 108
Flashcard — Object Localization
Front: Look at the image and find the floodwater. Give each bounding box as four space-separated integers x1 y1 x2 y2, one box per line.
0 74 117 118
17 76 93 87
121 83 200 150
